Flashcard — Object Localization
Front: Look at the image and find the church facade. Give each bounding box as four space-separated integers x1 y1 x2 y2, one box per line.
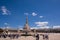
0 16 60 40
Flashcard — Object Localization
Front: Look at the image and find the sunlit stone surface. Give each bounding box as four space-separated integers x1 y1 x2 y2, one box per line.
0 33 60 40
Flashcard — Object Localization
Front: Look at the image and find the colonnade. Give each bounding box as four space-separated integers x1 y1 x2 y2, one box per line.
0 33 49 40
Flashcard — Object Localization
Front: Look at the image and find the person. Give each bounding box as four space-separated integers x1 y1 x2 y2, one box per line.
36 34 39 40
43 34 49 40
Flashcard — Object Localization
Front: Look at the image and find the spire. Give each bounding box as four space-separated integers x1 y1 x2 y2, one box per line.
26 16 28 24
23 16 30 31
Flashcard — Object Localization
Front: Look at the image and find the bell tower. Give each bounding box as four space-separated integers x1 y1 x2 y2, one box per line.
23 16 30 31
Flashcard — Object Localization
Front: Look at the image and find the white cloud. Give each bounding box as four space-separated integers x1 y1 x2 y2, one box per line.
32 12 37 16
31 26 50 29
3 23 10 29
4 23 8 25
53 26 60 29
39 16 43 18
40 26 50 29
1 6 11 15
24 13 29 16
35 22 48 27
31 27 40 29
17 25 23 30
4 23 10 27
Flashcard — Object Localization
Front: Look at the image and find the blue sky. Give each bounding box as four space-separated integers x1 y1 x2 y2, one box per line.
0 0 60 28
